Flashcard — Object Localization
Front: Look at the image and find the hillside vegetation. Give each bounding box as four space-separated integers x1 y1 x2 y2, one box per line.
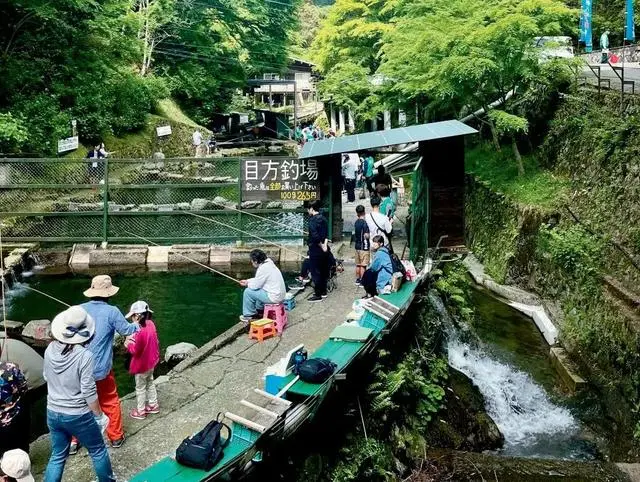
0 0 300 156
465 91 640 455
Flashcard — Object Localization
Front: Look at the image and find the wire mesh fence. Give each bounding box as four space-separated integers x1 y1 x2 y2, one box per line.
0 158 307 244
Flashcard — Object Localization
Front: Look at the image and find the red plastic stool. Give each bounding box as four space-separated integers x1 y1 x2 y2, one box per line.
264 303 288 335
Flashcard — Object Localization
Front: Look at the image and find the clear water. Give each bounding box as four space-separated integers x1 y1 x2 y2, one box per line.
6 268 247 395
4 265 298 441
447 287 598 460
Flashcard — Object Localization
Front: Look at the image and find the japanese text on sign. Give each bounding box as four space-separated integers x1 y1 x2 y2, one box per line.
242 158 320 201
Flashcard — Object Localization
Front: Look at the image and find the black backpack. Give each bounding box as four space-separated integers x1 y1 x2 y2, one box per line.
390 253 406 279
295 358 337 383
176 413 231 471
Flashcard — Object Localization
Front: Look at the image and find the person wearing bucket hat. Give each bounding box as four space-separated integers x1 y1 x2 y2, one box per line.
0 449 34 482
77 274 139 450
43 306 115 482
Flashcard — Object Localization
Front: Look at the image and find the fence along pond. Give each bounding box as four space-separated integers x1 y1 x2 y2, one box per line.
0 157 307 244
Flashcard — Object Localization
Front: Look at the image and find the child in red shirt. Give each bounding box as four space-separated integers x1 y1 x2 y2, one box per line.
124 301 160 420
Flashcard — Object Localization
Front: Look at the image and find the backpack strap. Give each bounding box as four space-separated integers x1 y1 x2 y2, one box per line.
369 214 394 254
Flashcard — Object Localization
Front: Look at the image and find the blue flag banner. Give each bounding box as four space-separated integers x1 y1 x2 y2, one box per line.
626 0 635 42
580 0 593 52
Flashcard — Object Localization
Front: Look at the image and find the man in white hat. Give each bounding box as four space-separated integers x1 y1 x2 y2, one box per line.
0 449 34 482
77 275 138 450
43 306 115 482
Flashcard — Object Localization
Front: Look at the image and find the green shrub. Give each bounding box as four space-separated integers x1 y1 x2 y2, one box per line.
0 113 28 153
537 224 604 286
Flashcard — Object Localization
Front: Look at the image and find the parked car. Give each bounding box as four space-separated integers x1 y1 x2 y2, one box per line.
533 36 574 60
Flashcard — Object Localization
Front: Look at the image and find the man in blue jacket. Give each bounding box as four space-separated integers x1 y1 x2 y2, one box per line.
307 200 329 302
69 275 139 453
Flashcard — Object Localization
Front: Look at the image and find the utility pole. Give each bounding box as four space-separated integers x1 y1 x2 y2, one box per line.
293 80 298 134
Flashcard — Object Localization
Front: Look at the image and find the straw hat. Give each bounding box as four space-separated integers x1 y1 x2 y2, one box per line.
51 306 95 345
125 300 153 319
0 449 35 482
83 274 119 298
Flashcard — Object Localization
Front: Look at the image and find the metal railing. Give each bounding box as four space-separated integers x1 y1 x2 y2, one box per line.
0 158 307 244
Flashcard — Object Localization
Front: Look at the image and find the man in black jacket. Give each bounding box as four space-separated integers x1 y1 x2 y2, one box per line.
307 200 329 302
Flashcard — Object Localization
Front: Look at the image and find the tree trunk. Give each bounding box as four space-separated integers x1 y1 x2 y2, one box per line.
140 0 150 77
483 105 501 152
512 136 524 176
488 118 501 152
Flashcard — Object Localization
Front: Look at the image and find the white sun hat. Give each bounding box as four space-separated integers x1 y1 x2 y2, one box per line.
0 449 35 482
50 306 96 345
125 300 153 319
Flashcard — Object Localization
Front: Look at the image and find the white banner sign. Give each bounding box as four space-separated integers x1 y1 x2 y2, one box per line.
57 136 79 154
156 125 172 137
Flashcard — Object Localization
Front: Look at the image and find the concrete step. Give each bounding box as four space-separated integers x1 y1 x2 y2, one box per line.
604 291 640 334
616 463 640 481
549 347 587 393
69 243 96 268
604 276 640 314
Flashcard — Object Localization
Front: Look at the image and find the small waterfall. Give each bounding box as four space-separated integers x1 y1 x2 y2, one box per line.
447 334 590 459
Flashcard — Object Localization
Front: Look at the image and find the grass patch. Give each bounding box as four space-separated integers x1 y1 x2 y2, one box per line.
156 98 203 128
465 144 569 209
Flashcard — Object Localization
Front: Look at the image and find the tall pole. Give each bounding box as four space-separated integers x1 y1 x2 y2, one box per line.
102 158 109 246
293 80 298 134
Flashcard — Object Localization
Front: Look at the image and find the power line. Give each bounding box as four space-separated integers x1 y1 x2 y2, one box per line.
160 40 292 65
154 47 291 71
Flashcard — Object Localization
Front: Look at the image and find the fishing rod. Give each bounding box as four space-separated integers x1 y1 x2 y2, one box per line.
123 231 242 285
203 199 307 236
184 211 306 260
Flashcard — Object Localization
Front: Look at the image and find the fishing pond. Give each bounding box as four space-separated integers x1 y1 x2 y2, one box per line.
5 266 296 439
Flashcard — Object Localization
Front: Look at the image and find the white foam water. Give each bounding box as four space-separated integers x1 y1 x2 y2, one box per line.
448 336 582 456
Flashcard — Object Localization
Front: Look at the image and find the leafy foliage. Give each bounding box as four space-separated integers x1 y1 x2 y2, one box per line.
0 113 28 153
330 437 396 482
314 0 576 150
0 0 301 154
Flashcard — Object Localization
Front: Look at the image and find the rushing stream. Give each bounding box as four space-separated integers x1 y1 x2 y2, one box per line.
447 287 598 460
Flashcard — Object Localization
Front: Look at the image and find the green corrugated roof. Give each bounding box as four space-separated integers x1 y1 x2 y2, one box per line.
299 120 477 159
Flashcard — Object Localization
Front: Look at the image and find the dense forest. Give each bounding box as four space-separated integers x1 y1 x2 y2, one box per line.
312 0 580 161
0 0 302 155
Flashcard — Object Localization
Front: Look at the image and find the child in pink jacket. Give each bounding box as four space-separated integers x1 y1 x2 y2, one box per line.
124 301 160 420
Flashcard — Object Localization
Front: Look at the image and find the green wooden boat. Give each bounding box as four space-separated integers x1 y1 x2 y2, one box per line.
131 269 427 482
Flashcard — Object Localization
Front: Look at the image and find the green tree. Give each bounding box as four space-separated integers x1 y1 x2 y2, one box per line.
0 113 28 153
488 110 529 175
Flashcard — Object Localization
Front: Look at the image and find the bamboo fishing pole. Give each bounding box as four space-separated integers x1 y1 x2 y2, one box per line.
123 231 242 285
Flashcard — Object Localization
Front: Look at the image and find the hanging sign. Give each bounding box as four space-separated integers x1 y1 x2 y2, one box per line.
626 0 636 41
57 136 79 154
241 158 320 201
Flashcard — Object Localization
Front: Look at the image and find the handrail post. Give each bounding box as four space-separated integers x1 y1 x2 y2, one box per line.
102 158 109 246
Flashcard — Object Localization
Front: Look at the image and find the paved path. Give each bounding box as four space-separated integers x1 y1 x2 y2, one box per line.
582 64 640 93
28 247 360 481
341 191 410 238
